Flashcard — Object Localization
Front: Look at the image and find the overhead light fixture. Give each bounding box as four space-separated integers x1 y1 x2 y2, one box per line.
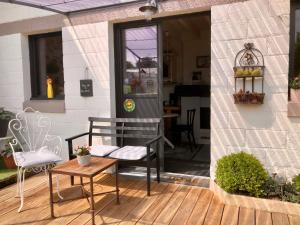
139 0 158 21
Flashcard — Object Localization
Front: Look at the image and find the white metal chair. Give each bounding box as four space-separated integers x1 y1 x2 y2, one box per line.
8 107 63 212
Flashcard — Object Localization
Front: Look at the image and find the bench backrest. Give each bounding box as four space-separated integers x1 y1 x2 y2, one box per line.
88 117 161 147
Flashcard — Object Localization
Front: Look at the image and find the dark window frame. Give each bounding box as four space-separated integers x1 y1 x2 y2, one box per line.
29 31 64 100
289 1 300 100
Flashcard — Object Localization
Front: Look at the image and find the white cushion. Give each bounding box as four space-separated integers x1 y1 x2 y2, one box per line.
89 145 120 157
14 146 62 168
109 146 153 160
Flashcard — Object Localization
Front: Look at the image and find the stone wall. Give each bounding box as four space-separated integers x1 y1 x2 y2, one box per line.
210 0 300 180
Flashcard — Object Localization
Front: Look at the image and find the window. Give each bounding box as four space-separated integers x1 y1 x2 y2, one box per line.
122 26 158 96
290 2 300 90
29 32 64 100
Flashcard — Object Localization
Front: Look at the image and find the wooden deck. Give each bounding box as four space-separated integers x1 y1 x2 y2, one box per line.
0 173 299 225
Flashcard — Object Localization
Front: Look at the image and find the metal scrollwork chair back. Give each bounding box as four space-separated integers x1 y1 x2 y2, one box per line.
8 107 63 212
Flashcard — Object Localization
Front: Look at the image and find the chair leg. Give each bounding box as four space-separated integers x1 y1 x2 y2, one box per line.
191 131 197 148
16 167 21 197
56 175 64 200
18 168 26 213
186 131 193 152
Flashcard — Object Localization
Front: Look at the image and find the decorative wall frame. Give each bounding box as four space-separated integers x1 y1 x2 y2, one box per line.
196 56 210 68
233 43 265 104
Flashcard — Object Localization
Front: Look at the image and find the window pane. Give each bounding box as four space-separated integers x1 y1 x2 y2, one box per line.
294 10 300 78
30 32 64 99
123 26 158 95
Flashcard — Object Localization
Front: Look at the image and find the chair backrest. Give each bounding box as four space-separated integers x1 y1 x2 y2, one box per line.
8 107 51 152
88 117 161 147
186 109 196 127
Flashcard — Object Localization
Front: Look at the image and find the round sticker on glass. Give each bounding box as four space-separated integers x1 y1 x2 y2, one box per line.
123 99 135 112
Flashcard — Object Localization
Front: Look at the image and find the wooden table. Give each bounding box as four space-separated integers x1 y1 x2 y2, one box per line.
49 157 119 225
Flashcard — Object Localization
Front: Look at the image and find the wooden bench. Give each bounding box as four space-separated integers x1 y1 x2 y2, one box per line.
65 117 162 195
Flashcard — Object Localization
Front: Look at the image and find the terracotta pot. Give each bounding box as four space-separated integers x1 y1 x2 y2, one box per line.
77 154 91 166
3 156 16 169
291 89 300 103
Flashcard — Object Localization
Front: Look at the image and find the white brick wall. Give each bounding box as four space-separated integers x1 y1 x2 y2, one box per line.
0 20 114 160
211 0 300 180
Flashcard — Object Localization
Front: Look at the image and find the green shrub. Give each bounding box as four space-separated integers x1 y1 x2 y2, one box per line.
216 152 268 197
292 174 300 192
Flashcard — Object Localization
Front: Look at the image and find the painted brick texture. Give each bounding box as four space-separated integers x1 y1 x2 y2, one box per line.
0 22 114 160
210 0 300 180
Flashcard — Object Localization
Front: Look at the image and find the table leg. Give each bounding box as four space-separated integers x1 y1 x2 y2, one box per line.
116 163 120 204
49 172 54 218
90 177 95 225
70 176 74 186
80 177 83 186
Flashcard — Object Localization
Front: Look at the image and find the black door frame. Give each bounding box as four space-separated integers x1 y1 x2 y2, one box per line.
114 10 211 172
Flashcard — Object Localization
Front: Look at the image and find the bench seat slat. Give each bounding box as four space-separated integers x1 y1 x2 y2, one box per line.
92 125 156 131
88 117 161 123
91 133 157 139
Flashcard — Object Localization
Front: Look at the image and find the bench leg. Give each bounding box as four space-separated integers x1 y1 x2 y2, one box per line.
156 152 160 183
147 164 151 196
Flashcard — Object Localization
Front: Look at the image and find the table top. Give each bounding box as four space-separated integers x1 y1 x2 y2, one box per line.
50 157 118 178
163 113 179 118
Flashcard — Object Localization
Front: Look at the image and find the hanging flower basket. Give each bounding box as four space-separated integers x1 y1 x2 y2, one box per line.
233 91 265 104
233 43 265 105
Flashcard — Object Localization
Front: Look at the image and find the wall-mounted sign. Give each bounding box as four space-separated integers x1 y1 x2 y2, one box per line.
80 79 93 97
123 99 135 112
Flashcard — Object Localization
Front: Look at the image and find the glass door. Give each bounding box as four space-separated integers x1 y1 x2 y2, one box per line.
115 24 161 119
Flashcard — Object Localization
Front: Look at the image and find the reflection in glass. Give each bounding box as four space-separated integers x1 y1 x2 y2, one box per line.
123 26 158 95
294 10 300 78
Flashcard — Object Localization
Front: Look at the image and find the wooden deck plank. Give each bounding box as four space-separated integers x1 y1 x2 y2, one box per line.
272 212 290 225
117 183 169 225
169 187 202 225
256 210 272 225
0 173 47 202
0 174 298 225
89 181 149 225
203 195 225 225
67 179 144 225
238 207 255 225
153 185 191 225
0 175 73 225
186 188 214 225
135 184 179 225
221 205 239 225
34 175 119 225
289 215 300 225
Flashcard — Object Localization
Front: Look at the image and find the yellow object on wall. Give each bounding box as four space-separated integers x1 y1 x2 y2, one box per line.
47 77 54 99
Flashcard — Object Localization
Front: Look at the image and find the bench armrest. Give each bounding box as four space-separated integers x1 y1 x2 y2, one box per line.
65 132 90 160
145 135 163 147
65 132 90 142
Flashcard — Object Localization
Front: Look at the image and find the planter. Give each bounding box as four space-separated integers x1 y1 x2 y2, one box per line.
233 92 265 104
0 119 9 138
291 89 300 103
210 181 300 216
3 156 16 169
77 154 91 166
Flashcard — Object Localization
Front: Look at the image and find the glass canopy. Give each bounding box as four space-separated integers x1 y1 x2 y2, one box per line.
0 0 143 14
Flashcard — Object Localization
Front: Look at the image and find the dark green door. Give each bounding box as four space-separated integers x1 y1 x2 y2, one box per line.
115 23 162 119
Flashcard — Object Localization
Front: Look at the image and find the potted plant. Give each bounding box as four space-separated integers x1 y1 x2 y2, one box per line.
290 76 300 103
0 142 16 169
74 146 91 166
0 108 14 137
